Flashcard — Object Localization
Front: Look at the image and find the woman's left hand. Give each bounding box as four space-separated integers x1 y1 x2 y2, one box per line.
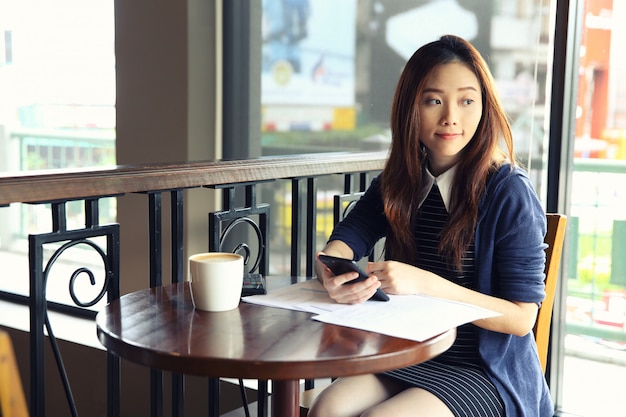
366 260 440 296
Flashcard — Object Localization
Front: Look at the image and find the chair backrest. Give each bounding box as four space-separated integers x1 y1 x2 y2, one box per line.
533 213 567 374
0 329 29 417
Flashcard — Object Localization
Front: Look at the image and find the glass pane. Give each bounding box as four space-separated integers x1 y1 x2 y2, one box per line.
260 0 552 180
562 0 626 415
0 0 116 172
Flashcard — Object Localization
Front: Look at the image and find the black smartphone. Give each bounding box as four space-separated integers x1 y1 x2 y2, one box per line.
318 254 389 301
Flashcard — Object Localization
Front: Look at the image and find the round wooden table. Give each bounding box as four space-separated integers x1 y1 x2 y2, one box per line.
96 282 456 417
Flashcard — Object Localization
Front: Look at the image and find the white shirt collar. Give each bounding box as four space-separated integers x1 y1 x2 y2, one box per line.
419 165 457 212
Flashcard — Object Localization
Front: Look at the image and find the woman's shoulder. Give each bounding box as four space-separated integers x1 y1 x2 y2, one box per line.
483 163 542 209
487 163 533 191
480 163 546 235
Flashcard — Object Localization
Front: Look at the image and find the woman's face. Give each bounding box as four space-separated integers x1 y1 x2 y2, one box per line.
418 62 483 176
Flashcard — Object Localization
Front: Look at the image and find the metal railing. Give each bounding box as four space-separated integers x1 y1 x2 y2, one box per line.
0 151 386 417
566 158 626 343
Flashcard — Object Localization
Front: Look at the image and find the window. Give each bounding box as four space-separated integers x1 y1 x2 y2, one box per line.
0 0 116 305
257 0 551 174
0 0 115 171
560 0 626 414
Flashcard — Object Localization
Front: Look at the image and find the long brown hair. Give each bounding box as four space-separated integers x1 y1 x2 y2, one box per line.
381 34 515 270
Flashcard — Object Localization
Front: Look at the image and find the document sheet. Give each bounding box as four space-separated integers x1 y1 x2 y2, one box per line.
242 280 500 342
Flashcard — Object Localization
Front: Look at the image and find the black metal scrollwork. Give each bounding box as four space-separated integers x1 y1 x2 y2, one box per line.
35 237 114 417
220 217 264 273
29 217 120 417
209 184 270 277
41 239 111 308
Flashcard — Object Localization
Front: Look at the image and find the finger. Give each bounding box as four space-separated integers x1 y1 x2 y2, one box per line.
366 261 385 275
336 290 374 305
333 280 377 304
336 271 360 285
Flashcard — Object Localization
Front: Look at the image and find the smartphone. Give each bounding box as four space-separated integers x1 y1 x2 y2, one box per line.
318 254 389 301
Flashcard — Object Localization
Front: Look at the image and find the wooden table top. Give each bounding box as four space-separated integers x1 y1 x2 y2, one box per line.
96 281 456 381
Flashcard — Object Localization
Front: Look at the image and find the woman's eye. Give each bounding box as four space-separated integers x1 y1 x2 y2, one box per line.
462 99 474 106
426 98 441 105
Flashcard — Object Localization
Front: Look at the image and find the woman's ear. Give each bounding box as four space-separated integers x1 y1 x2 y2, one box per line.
419 141 427 158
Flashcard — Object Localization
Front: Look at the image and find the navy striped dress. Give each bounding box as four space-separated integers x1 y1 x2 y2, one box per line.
382 182 505 417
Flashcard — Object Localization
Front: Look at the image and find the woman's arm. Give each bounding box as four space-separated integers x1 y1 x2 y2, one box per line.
367 260 539 337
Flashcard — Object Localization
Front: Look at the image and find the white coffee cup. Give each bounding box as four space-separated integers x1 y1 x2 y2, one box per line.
189 252 244 312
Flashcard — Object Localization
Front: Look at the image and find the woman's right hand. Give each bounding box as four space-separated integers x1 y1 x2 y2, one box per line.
315 242 381 304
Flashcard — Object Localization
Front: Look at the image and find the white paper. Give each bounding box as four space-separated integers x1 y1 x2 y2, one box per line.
242 280 501 342
313 294 501 342
242 279 348 314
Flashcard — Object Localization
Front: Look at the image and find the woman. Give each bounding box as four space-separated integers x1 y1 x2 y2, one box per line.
309 35 553 417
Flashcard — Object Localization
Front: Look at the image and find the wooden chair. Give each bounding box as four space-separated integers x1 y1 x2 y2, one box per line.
0 330 29 417
300 213 568 413
534 213 567 373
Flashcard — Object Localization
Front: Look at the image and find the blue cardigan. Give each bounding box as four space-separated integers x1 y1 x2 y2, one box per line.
329 164 554 416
